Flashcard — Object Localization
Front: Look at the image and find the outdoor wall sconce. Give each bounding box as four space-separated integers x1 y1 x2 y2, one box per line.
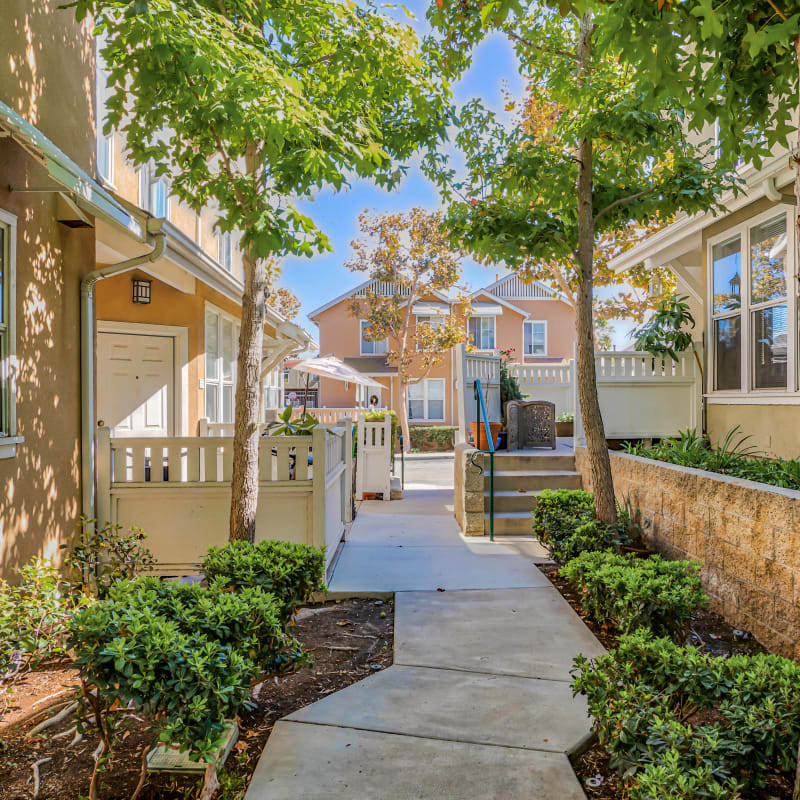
132 277 151 304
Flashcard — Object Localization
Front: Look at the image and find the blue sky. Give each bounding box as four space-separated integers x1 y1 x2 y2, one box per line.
277 1 634 348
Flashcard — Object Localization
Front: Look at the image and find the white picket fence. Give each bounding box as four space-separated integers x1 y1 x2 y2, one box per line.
456 343 702 443
355 414 392 500
291 407 367 425
97 422 353 577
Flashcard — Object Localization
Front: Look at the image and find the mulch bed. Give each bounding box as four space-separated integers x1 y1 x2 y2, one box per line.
538 562 794 800
0 598 393 800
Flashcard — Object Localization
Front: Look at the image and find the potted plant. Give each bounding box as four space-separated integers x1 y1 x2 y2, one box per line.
469 420 502 450
556 411 574 437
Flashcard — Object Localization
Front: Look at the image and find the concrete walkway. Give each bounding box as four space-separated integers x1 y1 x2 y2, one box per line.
246 455 602 799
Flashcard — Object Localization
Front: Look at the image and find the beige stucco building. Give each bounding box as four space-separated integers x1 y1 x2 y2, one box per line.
308 273 577 426
612 143 800 458
0 3 312 579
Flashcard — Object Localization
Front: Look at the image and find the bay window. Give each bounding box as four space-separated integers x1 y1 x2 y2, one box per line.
710 210 794 393
139 164 169 219
468 316 495 350
360 320 388 355
205 306 239 423
523 320 547 356
408 378 445 422
416 314 443 349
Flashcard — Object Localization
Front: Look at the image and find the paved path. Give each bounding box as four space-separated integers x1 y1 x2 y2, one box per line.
246 455 601 799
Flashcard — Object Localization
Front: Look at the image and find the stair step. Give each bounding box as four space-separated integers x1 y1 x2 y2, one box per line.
483 511 535 535
475 454 575 471
487 470 582 491
484 490 542 512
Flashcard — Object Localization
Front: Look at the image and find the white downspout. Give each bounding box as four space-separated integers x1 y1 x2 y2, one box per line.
80 219 166 522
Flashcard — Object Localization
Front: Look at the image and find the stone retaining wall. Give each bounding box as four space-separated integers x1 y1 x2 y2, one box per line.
576 447 800 660
454 443 484 536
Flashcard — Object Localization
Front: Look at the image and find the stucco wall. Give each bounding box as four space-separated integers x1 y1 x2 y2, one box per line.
0 2 97 578
576 447 800 660
707 403 800 460
96 270 276 434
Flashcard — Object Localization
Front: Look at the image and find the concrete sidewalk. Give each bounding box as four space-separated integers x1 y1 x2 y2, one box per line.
246 456 599 799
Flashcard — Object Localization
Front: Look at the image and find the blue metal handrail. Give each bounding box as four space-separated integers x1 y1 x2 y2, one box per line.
472 378 495 541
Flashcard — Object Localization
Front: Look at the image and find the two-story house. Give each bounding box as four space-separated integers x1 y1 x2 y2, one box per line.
307 273 577 426
0 2 314 578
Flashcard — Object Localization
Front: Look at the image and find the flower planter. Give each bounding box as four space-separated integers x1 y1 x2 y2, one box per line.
555 421 573 437
469 421 502 450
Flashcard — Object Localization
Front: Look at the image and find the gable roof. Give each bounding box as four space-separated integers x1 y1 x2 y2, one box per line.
308 277 450 322
469 289 530 317
480 273 557 299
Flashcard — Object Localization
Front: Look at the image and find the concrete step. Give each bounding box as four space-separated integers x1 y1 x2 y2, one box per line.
483 511 535 535
487 470 582 492
475 453 575 471
484 490 541 513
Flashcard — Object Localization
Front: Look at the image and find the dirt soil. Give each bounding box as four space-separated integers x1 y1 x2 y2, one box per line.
0 597 393 800
538 563 793 800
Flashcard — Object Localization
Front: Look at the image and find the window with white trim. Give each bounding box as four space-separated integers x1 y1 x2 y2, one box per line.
523 320 547 356
139 164 169 219
0 211 17 448
205 306 239 423
710 211 792 393
415 314 443 350
408 378 445 422
217 231 232 272
360 320 388 355
468 316 495 350
96 33 115 184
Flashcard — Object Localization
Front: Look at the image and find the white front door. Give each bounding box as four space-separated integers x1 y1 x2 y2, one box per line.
97 332 174 437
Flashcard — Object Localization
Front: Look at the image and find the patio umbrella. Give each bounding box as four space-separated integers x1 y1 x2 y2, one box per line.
292 355 382 415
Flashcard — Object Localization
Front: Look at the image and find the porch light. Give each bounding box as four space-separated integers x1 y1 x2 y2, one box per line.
132 278 151 304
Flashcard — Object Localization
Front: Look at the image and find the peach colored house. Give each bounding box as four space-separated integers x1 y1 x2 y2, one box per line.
0 3 313 579
308 274 576 426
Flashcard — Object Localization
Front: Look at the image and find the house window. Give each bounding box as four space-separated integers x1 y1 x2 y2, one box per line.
524 320 547 356
205 306 239 423
468 316 495 350
712 235 742 390
96 34 115 184
0 211 18 449
217 231 232 272
408 378 445 422
415 314 443 350
360 320 388 355
139 164 169 219
710 211 792 393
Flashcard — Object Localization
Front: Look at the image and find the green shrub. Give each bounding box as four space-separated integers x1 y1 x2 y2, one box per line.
62 516 155 598
628 753 742 800
68 577 309 761
572 630 800 794
561 551 707 639
1 559 74 711
532 489 615 562
202 540 326 627
409 425 457 451
557 411 574 422
623 426 800 491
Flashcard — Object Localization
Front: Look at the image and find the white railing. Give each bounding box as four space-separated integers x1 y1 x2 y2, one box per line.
291 407 366 425
455 343 502 444
457 343 701 444
96 422 353 577
355 414 392 500
574 346 701 442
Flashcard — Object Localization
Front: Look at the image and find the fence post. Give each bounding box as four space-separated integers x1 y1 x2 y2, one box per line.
198 417 209 436
311 425 326 549
341 417 354 523
454 343 466 444
96 426 112 526
355 414 366 500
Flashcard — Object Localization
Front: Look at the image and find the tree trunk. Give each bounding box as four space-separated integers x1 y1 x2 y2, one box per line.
576 11 617 527
397 374 411 450
229 148 266 542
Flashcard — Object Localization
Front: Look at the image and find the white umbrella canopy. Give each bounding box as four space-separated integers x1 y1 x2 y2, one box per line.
292 356 382 389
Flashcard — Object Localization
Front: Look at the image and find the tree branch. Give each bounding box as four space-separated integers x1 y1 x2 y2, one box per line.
766 0 788 21
506 31 578 62
593 188 656 225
